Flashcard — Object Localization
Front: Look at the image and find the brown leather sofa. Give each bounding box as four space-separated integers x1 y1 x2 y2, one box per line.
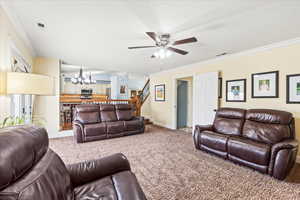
193 107 298 180
0 125 147 200
73 104 145 143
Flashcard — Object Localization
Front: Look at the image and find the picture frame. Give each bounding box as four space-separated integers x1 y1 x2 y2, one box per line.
120 85 126 94
286 73 300 104
251 71 279 98
218 77 222 98
155 84 165 101
226 79 246 102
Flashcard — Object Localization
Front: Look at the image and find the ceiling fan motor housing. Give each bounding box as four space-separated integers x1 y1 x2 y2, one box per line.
157 34 170 47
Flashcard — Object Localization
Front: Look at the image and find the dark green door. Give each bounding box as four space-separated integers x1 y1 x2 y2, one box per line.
177 80 188 128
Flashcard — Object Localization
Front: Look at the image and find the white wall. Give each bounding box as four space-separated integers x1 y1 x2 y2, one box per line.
110 74 129 99
33 57 60 138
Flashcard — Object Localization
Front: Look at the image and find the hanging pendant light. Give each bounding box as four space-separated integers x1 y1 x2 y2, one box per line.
71 67 96 85
84 72 96 85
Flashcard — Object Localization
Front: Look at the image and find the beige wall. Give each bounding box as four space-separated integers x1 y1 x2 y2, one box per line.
141 95 151 119
150 41 300 156
0 7 34 121
33 57 60 137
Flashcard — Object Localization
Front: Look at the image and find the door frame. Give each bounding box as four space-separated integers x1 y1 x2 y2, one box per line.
172 73 196 130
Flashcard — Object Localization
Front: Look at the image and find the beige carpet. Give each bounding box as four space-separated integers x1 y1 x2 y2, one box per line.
50 125 300 200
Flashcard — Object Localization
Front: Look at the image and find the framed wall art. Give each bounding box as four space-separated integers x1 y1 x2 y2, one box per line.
226 79 246 102
252 71 279 98
287 73 300 104
155 84 165 101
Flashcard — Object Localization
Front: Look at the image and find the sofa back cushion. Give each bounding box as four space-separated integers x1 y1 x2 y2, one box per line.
0 126 73 200
242 109 293 144
115 104 134 121
0 150 73 200
0 126 48 190
213 107 246 136
100 104 118 122
74 104 100 124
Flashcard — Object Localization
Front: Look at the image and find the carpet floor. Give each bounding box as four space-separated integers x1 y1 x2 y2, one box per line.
50 125 300 200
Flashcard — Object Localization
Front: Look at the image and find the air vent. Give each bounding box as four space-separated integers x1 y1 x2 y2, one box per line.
37 23 45 28
216 52 227 57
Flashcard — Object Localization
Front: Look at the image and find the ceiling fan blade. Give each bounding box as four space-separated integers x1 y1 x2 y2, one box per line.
167 47 188 55
146 32 158 42
172 37 197 46
128 46 157 49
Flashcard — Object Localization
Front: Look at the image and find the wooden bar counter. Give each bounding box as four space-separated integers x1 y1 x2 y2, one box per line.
60 94 108 103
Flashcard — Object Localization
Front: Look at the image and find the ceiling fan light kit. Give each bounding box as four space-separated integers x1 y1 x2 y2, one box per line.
128 32 197 59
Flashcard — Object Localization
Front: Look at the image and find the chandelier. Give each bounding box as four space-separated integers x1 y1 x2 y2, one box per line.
71 68 96 85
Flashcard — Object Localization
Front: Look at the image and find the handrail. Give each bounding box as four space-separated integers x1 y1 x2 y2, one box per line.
141 79 150 94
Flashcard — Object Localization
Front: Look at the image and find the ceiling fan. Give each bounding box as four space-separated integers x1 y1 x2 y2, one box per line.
128 32 197 58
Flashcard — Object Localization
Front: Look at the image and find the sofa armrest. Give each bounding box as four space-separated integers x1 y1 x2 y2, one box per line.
269 139 298 180
193 125 213 149
67 153 131 187
73 120 84 143
195 125 213 132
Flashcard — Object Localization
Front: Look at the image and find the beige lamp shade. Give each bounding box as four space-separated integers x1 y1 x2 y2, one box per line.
0 72 7 95
3 72 54 95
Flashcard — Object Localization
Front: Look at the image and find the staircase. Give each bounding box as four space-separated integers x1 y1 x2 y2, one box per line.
133 79 152 125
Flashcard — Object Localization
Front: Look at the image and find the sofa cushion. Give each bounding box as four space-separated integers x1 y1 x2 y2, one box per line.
115 104 134 121
216 107 246 119
74 177 117 200
75 105 100 124
228 137 271 166
213 108 246 136
246 109 293 125
124 119 143 131
242 109 292 144
106 121 125 134
84 123 106 137
100 104 118 122
200 131 229 152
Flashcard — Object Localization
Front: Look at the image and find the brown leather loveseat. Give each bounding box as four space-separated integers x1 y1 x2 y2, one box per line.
73 104 145 143
0 125 147 200
193 108 298 180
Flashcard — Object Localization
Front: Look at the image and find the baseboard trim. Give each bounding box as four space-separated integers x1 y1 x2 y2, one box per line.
49 130 73 139
152 121 174 130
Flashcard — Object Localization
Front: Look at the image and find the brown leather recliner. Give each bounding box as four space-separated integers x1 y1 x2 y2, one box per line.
0 126 147 200
193 108 298 180
73 104 145 143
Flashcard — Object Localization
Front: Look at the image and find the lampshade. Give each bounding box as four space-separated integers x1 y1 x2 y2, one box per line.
0 72 7 95
1 72 54 95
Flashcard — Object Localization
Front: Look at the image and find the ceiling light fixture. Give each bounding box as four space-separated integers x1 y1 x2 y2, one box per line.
37 22 45 28
71 67 96 85
153 48 172 59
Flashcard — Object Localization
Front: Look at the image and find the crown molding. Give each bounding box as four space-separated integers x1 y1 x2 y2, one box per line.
150 37 300 76
0 2 36 57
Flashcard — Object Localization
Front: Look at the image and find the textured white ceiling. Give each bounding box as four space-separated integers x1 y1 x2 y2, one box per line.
4 0 300 75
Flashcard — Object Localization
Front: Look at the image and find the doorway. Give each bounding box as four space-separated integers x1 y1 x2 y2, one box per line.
176 77 193 132
177 80 188 128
